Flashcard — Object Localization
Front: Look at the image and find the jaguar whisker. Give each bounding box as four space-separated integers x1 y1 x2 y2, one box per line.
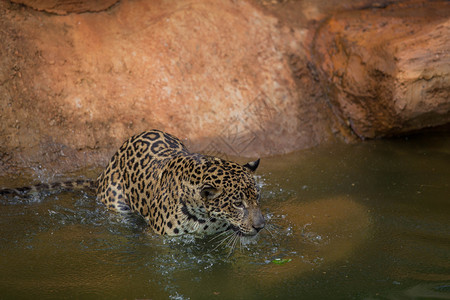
208 229 232 243
226 232 240 257
211 230 235 253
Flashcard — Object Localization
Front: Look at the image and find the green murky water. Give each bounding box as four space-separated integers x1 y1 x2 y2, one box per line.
1 133 449 299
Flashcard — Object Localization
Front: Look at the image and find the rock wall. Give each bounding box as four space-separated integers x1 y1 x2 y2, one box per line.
313 1 450 138
0 0 449 175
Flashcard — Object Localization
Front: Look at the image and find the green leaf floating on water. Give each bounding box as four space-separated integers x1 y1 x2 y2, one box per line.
271 258 292 265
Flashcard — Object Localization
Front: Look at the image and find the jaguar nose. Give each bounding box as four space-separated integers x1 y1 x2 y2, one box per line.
253 224 264 233
252 213 265 232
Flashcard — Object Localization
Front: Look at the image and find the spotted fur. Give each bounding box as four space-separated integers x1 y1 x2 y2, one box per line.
0 180 95 196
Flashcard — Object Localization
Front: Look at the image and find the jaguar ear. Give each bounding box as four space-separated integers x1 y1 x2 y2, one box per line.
243 158 260 172
200 184 219 200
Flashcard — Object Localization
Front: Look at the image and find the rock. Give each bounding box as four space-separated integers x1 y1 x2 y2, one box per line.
0 0 339 174
1 0 448 175
313 1 450 139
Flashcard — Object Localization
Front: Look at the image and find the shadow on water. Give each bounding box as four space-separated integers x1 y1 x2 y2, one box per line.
0 132 449 299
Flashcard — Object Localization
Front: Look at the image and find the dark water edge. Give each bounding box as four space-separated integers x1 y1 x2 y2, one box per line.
0 132 449 299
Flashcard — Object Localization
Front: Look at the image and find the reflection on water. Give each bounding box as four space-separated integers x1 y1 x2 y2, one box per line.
1 133 449 299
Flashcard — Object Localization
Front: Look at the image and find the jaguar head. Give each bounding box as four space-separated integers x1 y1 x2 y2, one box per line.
200 158 265 236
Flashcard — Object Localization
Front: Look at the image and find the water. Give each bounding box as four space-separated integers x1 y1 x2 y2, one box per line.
1 133 449 299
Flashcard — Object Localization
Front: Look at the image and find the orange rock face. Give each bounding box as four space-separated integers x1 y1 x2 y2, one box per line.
313 1 450 138
1 0 338 173
0 0 448 175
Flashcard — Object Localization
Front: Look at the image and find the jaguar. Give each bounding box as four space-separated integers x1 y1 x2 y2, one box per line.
1 130 265 238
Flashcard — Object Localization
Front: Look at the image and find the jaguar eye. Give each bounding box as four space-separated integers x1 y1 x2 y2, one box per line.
234 201 244 208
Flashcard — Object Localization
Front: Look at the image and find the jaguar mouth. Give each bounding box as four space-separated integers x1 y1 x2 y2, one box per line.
229 224 257 236
229 224 241 233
